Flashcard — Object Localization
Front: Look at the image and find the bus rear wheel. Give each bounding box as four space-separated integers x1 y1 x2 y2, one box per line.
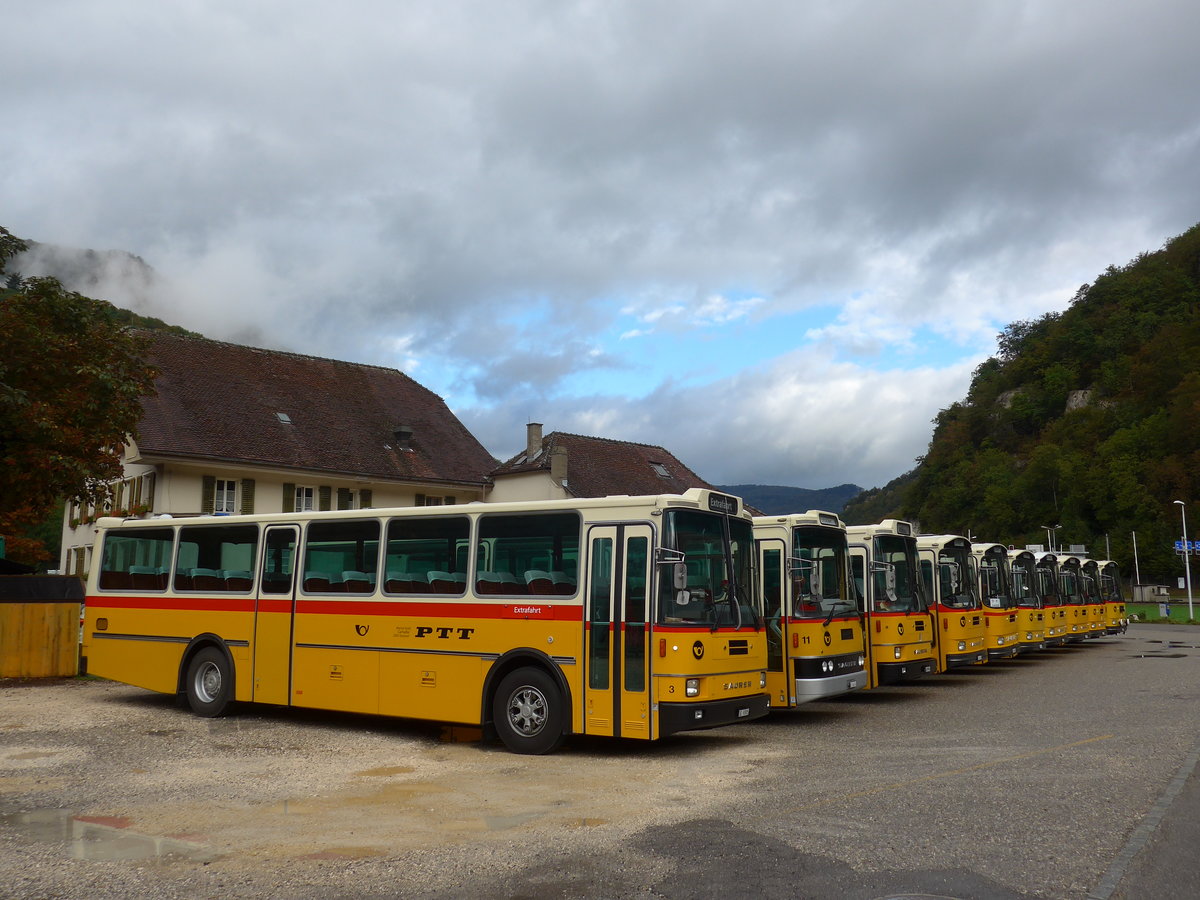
493 667 565 755
184 647 233 717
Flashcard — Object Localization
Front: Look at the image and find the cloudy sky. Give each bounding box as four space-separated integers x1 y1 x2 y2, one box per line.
5 0 1199 489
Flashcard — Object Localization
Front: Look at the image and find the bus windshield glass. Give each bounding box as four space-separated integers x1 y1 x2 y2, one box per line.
978 552 1015 609
872 535 923 612
1010 559 1039 607
1101 565 1123 602
658 509 757 628
935 547 978 610
791 526 854 619
1038 565 1062 606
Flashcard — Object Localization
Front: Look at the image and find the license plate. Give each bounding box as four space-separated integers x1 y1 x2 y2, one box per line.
848 680 858 688
737 707 749 717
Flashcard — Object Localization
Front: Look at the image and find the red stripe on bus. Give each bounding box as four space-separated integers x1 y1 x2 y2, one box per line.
86 594 581 621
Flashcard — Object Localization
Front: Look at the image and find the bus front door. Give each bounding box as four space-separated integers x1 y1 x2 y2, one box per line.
253 525 299 705
584 524 653 739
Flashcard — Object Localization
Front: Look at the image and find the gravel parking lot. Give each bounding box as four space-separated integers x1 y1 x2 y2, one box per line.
2 624 1198 899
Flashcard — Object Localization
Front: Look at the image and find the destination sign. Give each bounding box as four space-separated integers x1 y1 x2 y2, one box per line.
707 492 739 515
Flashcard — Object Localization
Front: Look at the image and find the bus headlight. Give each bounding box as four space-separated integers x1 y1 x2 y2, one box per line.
893 647 902 659
858 655 865 666
957 641 966 652
760 672 767 688
685 678 700 697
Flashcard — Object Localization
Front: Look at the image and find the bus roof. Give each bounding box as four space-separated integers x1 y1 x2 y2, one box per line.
92 486 749 531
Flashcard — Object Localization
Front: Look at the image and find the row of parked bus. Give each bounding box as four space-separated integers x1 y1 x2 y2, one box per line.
80 489 1127 753
758 512 1127 710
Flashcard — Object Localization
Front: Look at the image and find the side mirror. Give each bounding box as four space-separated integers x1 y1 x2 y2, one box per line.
672 562 688 590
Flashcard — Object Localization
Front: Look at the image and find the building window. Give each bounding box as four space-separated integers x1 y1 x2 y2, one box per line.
650 462 670 478
215 479 237 514
295 486 315 512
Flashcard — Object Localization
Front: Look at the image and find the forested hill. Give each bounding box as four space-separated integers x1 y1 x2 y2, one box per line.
843 222 1200 582
719 483 863 516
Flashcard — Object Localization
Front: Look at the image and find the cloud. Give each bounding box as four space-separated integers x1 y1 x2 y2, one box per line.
4 0 1199 487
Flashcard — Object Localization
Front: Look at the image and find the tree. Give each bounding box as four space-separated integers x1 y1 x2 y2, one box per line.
1 229 158 564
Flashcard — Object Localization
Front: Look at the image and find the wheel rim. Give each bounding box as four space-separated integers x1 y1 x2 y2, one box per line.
505 685 547 737
193 661 222 703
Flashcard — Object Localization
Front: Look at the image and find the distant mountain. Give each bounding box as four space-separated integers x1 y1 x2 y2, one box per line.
8 236 198 337
718 483 864 516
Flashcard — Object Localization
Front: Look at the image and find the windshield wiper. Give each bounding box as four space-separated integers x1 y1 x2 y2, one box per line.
823 600 852 627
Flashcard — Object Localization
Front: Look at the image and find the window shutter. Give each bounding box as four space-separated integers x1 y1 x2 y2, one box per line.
283 483 296 513
318 485 332 511
415 493 426 507
145 473 156 511
201 475 216 514
359 489 373 509
444 496 456 506
337 488 352 510
240 479 256 515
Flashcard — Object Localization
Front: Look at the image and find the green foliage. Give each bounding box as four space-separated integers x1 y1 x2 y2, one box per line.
0 256 158 563
899 223 1200 581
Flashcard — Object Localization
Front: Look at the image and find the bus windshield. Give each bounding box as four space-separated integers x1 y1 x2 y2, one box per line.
658 509 757 628
872 535 923 612
791 525 854 620
1038 565 1062 606
1010 560 1039 608
934 547 978 610
978 553 1015 609
1059 570 1081 602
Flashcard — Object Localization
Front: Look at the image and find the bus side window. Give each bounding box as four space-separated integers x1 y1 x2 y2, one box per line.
175 524 259 592
383 515 469 594
303 519 380 594
99 528 174 591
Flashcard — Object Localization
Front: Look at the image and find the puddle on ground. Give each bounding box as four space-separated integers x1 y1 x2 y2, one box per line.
564 817 609 828
0 809 219 864
353 765 415 777
1167 643 1200 649
1130 652 1188 658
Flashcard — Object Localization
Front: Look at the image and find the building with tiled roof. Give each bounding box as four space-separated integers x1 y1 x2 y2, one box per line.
60 333 497 575
488 423 717 502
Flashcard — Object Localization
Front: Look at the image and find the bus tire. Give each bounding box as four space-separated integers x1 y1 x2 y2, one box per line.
493 667 565 755
184 647 234 718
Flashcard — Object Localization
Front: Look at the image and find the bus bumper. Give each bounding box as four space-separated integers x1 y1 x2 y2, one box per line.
876 659 936 684
987 647 1019 660
794 670 866 702
1017 640 1046 654
659 693 770 735
943 651 987 669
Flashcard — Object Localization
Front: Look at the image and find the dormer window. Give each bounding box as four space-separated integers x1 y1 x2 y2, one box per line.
650 462 669 477
276 412 292 424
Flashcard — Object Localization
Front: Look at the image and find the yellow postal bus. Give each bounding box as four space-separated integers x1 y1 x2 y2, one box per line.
847 520 937 686
1034 552 1069 646
972 543 1020 660
917 535 987 670
82 489 770 754
1006 548 1046 653
1056 555 1089 643
1099 560 1128 635
754 511 866 707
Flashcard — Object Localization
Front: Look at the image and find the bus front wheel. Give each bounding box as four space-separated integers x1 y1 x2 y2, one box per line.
184 647 234 717
493 667 565 754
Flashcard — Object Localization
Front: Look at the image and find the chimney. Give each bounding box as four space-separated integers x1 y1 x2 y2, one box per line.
526 422 543 459
394 425 414 451
550 446 568 484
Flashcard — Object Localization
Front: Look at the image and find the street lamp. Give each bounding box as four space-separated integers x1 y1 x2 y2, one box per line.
1040 524 1062 553
1174 501 1194 621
